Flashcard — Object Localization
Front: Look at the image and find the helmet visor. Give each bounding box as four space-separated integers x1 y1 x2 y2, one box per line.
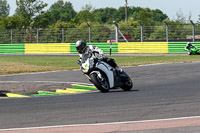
77 45 86 54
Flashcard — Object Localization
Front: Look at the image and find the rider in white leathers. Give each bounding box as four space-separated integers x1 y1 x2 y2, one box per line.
75 40 122 73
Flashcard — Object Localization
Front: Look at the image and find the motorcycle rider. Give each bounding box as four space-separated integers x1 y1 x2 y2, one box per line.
75 40 122 74
186 42 193 50
185 42 200 55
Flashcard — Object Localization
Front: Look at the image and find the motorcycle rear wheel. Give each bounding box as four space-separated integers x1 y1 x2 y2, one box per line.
90 73 109 93
188 51 191 55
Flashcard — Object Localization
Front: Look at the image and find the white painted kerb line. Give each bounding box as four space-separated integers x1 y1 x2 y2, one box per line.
1 115 200 131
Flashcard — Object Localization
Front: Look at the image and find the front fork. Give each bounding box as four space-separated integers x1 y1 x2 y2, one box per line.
86 71 103 82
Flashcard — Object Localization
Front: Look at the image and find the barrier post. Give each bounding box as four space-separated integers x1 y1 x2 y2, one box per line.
190 20 195 42
62 28 64 43
87 23 91 43
60 24 64 43
124 0 128 24
110 39 112 55
139 21 143 42
36 28 39 43
10 29 13 44
113 21 118 43
164 21 168 42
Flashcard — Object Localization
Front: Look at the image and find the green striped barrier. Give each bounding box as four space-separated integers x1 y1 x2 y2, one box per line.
168 42 200 53
0 44 24 54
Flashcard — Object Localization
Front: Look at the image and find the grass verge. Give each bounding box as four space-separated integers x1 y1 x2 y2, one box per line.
0 55 200 75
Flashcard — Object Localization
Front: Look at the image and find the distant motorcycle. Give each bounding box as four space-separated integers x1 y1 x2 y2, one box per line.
77 57 133 92
185 43 200 55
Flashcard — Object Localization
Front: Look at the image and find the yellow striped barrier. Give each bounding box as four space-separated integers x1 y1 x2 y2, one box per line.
118 42 168 53
25 43 71 54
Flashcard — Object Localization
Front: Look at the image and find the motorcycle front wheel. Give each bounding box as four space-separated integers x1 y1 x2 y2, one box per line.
120 71 133 91
90 73 109 93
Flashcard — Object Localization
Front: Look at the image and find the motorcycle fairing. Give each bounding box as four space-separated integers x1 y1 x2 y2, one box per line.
93 61 114 88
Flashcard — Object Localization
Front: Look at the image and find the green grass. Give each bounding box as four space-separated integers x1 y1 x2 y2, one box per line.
113 55 200 66
0 55 200 75
0 56 79 68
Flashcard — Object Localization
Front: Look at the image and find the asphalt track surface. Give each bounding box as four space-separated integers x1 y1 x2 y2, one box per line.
0 61 200 132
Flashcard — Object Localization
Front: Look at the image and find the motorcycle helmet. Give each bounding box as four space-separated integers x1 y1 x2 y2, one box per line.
76 40 87 54
186 42 192 47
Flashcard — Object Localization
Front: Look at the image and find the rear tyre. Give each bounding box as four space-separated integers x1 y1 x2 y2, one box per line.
120 71 133 91
90 73 109 93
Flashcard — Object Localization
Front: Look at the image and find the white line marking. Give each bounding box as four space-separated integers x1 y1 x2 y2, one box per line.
1 115 200 131
0 69 80 77
0 81 93 86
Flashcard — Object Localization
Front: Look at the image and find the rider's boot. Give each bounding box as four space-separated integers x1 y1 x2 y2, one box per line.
115 66 122 73
115 66 123 78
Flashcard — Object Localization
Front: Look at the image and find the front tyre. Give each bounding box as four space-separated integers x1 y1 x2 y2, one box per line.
120 71 133 91
90 73 109 93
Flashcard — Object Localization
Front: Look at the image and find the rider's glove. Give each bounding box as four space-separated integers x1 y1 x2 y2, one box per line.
88 49 93 58
98 54 104 60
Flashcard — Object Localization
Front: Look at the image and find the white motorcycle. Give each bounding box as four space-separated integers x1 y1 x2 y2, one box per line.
77 57 133 92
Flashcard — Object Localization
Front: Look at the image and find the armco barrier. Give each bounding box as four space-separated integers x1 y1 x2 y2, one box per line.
0 42 199 54
0 44 24 54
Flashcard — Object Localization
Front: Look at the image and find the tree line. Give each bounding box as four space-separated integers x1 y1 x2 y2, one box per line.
0 0 198 44
0 0 195 30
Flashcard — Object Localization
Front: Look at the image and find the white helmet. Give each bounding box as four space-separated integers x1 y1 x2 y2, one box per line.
75 40 87 54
